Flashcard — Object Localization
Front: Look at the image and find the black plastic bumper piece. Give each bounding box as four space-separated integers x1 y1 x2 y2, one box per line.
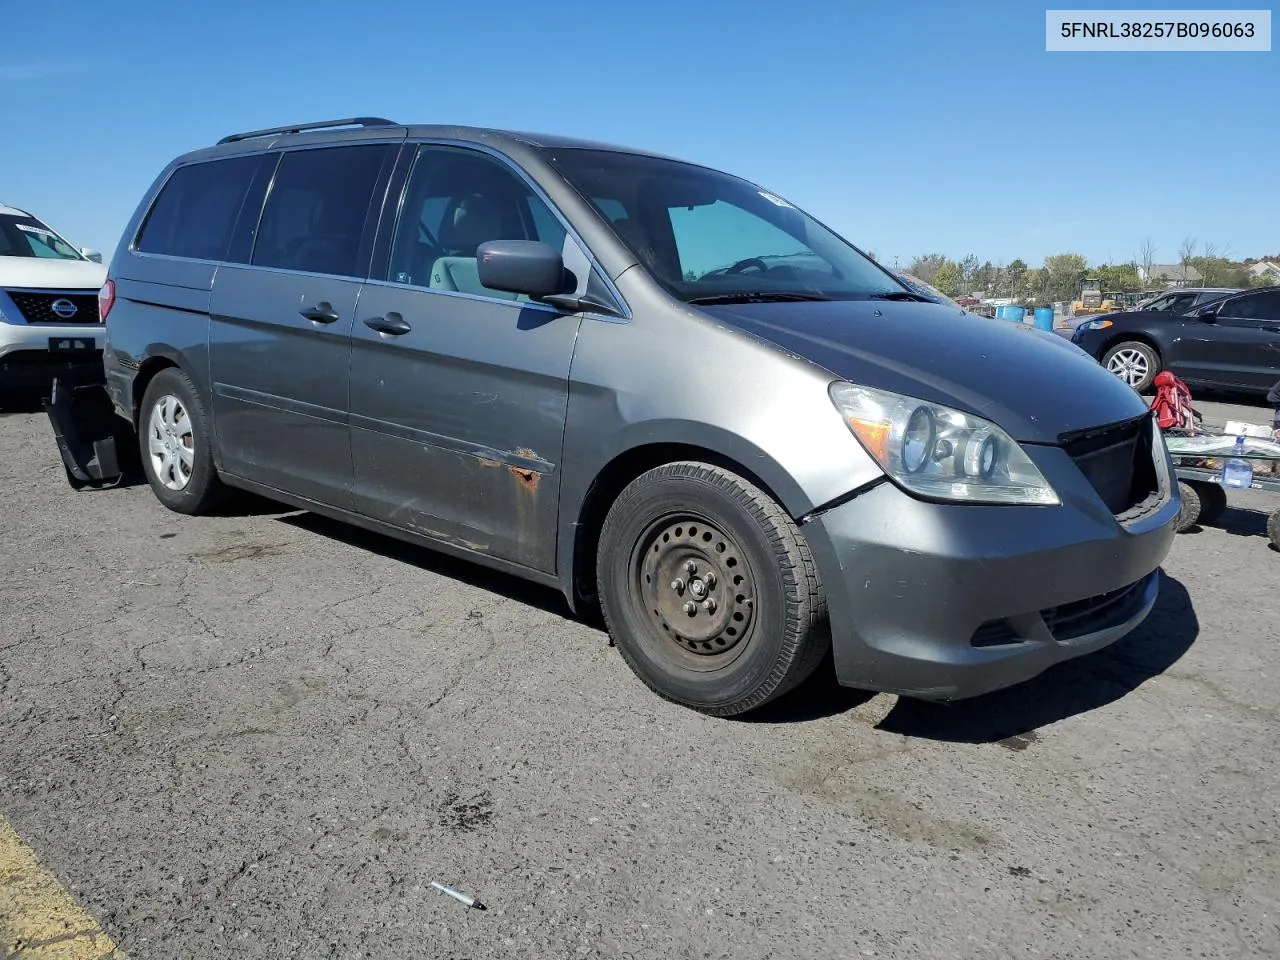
43 373 139 490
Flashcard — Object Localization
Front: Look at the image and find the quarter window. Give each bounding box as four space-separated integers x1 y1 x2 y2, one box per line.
136 156 261 261
387 145 568 301
252 145 388 278
1220 291 1280 322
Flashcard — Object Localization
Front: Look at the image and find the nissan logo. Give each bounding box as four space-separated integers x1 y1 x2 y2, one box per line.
50 298 79 319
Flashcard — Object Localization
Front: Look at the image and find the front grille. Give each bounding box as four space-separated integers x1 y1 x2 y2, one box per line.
1059 414 1159 516
969 574 1152 647
4 290 100 324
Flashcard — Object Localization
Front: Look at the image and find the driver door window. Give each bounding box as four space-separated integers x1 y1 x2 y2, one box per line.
387 145 567 301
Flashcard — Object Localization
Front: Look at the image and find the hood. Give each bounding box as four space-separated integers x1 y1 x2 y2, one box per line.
699 299 1150 444
0 256 108 290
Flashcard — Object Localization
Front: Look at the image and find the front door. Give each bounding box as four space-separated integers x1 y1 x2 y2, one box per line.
1170 290 1280 391
349 143 588 572
209 142 395 508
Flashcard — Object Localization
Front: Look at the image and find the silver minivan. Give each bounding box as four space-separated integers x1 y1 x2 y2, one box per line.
94 117 1179 716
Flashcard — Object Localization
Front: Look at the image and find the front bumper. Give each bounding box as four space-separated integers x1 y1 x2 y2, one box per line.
802 442 1179 701
0 322 105 393
0 321 105 360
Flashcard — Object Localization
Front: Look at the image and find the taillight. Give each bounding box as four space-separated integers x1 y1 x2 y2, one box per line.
98 279 115 323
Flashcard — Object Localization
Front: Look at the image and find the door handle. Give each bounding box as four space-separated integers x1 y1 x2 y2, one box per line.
1263 325 1280 334
300 302 340 324
364 313 411 336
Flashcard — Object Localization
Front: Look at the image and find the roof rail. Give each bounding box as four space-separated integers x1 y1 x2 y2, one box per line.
217 117 398 145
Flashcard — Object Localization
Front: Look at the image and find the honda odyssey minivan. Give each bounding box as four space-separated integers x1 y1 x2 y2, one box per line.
97 117 1179 716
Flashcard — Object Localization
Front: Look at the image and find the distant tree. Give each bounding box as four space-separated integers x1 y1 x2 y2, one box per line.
959 254 980 293
908 253 952 285
972 260 996 293
1092 262 1142 293
1178 237 1197 283
1138 237 1156 285
933 261 963 297
1189 256 1250 288
1025 267 1048 303
1042 253 1088 302
1251 269 1279 288
1005 258 1029 299
866 251 879 262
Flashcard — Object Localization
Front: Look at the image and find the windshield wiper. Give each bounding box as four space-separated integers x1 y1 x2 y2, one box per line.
685 291 833 305
869 290 934 302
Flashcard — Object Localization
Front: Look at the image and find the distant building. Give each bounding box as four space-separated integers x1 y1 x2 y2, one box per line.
1138 263 1203 288
1247 260 1280 283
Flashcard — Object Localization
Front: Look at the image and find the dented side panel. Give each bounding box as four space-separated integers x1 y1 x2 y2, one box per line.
349 282 581 573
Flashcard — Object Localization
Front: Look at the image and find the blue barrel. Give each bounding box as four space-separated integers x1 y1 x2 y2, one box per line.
1033 306 1054 330
1006 305 1026 323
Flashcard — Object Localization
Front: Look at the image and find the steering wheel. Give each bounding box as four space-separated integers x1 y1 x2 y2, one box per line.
725 257 769 275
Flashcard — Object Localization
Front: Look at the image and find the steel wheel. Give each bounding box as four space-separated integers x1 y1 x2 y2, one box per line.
596 461 829 716
631 515 757 671
146 393 195 491
1105 348 1149 387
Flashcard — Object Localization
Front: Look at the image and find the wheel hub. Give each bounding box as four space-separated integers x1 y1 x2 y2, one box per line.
639 520 754 655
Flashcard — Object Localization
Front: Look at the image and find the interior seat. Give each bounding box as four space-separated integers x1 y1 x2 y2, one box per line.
428 194 518 300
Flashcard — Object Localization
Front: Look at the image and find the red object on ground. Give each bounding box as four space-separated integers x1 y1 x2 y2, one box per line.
1151 371 1199 433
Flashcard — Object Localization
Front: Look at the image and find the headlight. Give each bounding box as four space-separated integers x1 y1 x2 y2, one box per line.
1077 319 1113 332
828 382 1060 506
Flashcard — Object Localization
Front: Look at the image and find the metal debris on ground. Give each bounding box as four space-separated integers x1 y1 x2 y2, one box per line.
430 880 486 910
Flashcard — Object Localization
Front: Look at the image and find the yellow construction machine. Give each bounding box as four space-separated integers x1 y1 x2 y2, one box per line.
1071 278 1123 317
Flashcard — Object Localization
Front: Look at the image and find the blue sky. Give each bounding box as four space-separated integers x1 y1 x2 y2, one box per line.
2 0 1275 269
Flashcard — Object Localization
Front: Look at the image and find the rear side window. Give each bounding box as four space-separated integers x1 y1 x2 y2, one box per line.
1220 291 1280 322
251 145 388 278
135 156 261 261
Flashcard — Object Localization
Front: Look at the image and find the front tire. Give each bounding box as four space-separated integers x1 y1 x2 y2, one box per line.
596 462 829 717
138 368 226 515
1102 340 1160 393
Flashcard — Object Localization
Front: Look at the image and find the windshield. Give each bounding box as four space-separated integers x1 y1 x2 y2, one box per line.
0 213 84 260
543 148 904 303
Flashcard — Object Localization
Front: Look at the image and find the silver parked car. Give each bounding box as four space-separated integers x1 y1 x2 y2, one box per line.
86 117 1179 716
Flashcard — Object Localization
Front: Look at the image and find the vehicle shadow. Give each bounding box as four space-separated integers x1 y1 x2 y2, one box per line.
0 392 46 415
1180 505 1273 542
274 511 576 618
748 572 1199 742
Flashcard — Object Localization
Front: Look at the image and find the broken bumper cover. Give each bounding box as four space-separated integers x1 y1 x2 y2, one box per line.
803 445 1179 701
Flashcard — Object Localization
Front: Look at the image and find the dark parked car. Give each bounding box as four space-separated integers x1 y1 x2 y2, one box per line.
1054 287 1239 342
1073 286 1280 394
92 117 1178 716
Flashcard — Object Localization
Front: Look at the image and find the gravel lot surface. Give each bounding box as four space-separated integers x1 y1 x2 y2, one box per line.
2 395 1278 959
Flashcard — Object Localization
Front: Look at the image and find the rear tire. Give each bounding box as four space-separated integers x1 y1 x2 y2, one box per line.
1268 509 1280 552
1102 341 1160 393
138 368 226 515
1175 480 1202 532
596 461 829 717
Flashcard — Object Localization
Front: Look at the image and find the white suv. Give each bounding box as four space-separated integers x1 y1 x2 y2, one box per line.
1 203 108 397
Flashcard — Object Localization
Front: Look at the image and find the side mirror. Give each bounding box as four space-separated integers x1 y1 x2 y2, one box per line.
1195 305 1219 322
80 247 103 263
476 240 568 298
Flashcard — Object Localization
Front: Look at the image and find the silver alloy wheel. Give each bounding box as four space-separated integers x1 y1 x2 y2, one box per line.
147 394 195 491
1106 348 1149 387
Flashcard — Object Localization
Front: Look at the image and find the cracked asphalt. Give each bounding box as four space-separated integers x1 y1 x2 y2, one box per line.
2 398 1279 959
